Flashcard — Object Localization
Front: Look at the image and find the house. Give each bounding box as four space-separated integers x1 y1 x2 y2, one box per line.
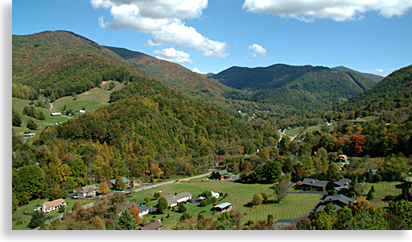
79 110 85 114
211 191 220 198
126 201 156 217
139 220 164 230
108 177 131 189
76 185 98 198
210 169 229 180
164 192 192 207
37 199 66 213
301 178 329 191
50 112 62 116
334 178 352 193
212 202 232 212
313 194 355 214
22 133 36 138
337 155 348 162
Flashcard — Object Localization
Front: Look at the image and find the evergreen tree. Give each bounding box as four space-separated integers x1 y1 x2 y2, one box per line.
157 197 169 214
116 209 136 230
28 211 45 228
12 108 22 127
178 203 187 213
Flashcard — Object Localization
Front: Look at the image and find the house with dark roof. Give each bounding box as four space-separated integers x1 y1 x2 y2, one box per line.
334 178 352 193
210 169 229 180
107 177 131 189
126 201 156 217
302 178 329 191
313 194 354 214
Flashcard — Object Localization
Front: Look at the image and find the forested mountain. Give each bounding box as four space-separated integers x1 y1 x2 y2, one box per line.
55 76 254 156
332 66 384 83
331 65 412 120
209 64 376 112
12 30 153 100
105 46 231 101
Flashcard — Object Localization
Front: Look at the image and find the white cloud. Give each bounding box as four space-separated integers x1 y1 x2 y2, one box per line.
90 0 229 58
193 67 205 74
242 0 412 22
150 21 229 58
249 44 267 58
376 68 384 73
154 47 194 64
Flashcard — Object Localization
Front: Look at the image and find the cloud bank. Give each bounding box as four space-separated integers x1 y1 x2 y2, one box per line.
91 0 229 59
193 67 205 74
242 0 412 22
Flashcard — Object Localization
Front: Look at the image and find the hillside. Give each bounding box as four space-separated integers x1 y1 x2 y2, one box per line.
333 65 412 115
210 64 376 112
104 46 231 101
332 66 384 83
12 30 154 100
54 75 253 158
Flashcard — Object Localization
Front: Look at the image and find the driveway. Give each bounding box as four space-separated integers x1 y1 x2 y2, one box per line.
132 172 212 192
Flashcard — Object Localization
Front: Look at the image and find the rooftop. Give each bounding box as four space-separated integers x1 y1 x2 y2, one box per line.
334 178 352 187
214 202 231 209
302 178 329 187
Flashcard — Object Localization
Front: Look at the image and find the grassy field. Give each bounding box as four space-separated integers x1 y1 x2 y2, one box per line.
12 97 72 136
361 181 407 208
246 193 322 221
284 124 325 137
126 178 321 229
52 81 123 113
12 81 123 137
12 196 95 230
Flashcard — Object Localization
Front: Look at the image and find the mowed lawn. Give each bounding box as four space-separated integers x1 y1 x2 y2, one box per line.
246 193 322 222
362 181 406 208
127 179 321 229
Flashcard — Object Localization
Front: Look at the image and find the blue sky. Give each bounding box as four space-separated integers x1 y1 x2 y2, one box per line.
12 0 412 76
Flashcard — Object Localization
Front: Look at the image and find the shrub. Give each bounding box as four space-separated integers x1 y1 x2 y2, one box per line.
199 196 217 207
178 203 187 213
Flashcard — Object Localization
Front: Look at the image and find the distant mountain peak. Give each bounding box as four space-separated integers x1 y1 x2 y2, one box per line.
332 66 384 83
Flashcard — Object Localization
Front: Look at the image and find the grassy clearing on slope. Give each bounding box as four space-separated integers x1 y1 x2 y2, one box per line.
361 181 409 209
52 81 123 113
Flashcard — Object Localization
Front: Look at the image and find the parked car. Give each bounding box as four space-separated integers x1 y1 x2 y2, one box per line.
188 199 194 202
73 195 78 199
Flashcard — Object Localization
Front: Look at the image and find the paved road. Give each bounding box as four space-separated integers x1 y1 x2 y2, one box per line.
132 172 212 192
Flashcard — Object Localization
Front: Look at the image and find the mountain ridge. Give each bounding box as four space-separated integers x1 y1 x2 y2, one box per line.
332 66 384 83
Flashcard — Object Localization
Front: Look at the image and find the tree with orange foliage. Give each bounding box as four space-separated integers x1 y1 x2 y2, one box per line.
128 203 141 224
150 163 162 179
259 149 270 161
350 196 370 212
350 135 366 156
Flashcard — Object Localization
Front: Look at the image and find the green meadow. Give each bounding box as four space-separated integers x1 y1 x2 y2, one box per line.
126 178 321 229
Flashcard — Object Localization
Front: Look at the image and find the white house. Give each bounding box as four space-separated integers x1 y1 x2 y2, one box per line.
125 202 156 217
164 192 192 207
37 199 66 213
79 110 85 114
211 191 220 198
50 112 62 116
76 185 98 198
